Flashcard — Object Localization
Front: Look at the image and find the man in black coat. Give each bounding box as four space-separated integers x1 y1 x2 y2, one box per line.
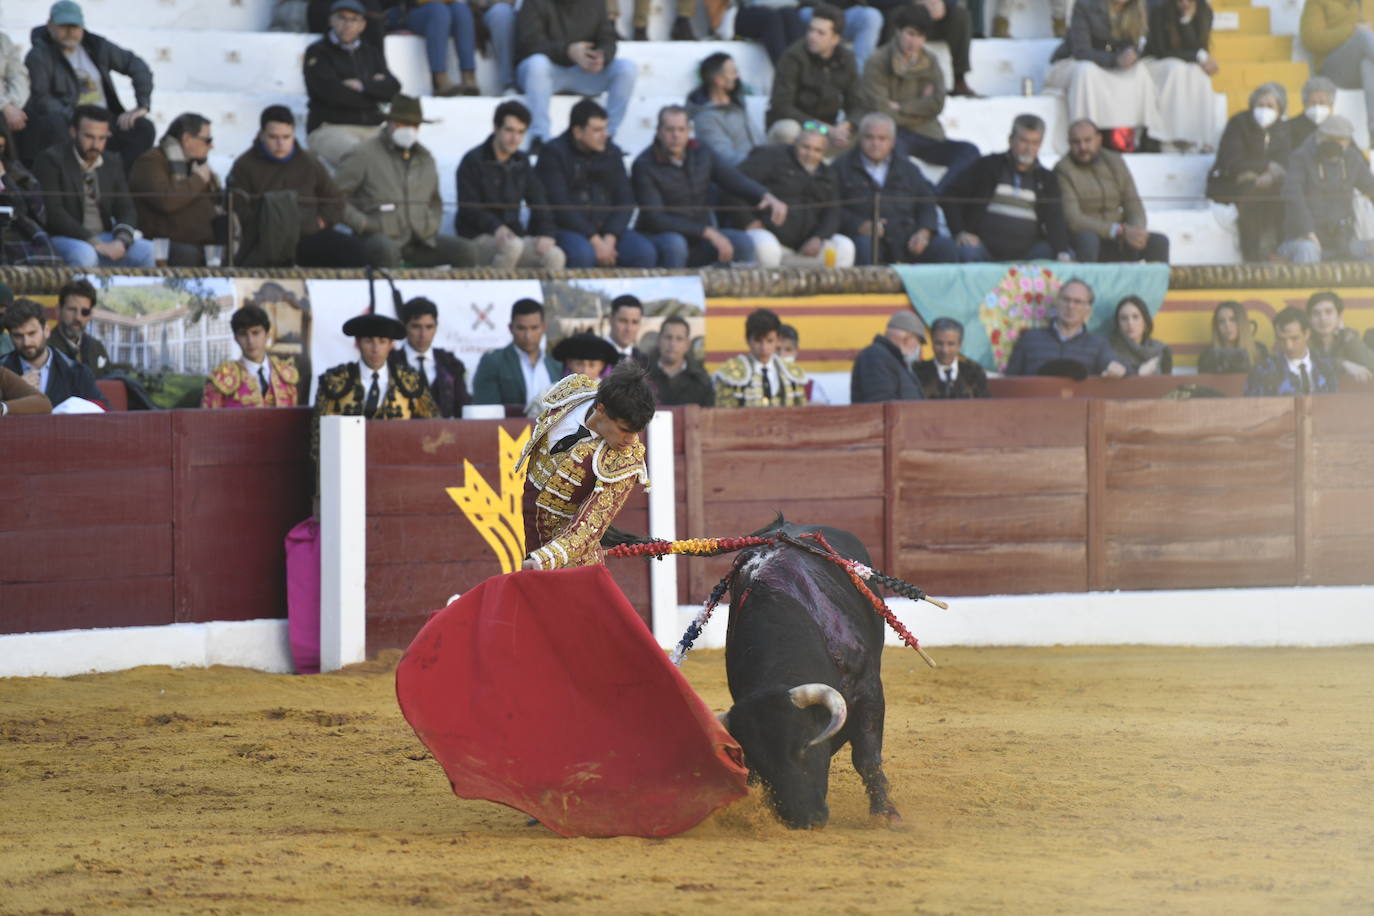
34 105 155 267
913 316 989 398
304 0 401 168
456 100 565 269
534 98 656 268
850 309 925 403
942 112 1074 262
2 297 107 409
648 315 713 406
836 112 961 265
388 297 469 419
22 0 154 167
633 105 787 268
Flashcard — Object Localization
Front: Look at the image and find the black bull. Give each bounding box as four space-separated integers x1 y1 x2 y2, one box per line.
720 518 899 829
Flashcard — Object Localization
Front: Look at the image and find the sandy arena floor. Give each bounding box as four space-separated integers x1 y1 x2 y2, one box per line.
1 645 1371 915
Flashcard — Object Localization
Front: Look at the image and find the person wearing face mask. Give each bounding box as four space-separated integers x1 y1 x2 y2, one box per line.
1301 0 1374 139
128 113 224 266
303 0 401 170
1144 0 1220 153
1207 81 1291 261
1276 114 1374 264
335 93 477 268
942 112 1075 262
850 309 927 403
1284 76 1338 152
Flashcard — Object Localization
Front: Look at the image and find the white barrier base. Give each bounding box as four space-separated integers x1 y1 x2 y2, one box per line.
0 619 293 679
673 586 1374 650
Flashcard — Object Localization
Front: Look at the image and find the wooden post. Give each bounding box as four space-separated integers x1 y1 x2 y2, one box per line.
683 405 705 601
1295 395 1313 586
1085 399 1107 591
883 401 898 577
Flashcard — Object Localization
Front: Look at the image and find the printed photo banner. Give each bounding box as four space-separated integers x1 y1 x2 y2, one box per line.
894 263 1171 372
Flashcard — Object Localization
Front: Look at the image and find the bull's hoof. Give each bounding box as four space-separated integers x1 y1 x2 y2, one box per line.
871 807 904 828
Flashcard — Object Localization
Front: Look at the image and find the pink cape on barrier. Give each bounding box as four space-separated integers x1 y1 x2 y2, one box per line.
284 517 321 675
395 566 749 838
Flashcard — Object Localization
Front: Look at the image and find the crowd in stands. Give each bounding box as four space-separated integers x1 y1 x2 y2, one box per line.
4 0 1374 268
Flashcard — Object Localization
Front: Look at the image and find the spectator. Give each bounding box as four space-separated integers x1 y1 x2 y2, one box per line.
389 296 469 418
516 0 637 147
47 277 109 373
535 98 655 267
1198 300 1268 374
778 322 801 362
1045 0 1160 153
944 113 1074 262
0 283 13 360
1144 0 1219 153
882 0 979 98
1285 76 1338 152
0 119 57 266
1006 278 1128 377
714 307 809 407
797 1 885 73
1108 294 1172 375
687 52 766 169
648 315 713 406
307 0 386 46
379 0 480 97
0 364 52 415
729 127 856 267
200 304 301 408
22 0 154 168
604 295 650 367
314 312 438 425
1277 115 1374 265
304 0 400 169
1 297 106 409
1054 118 1169 263
456 100 565 270
128 113 223 267
1245 306 1339 395
914 316 990 398
1305 290 1374 382
336 94 477 268
33 105 154 267
1206 82 1289 262
227 105 370 268
553 330 621 379
611 0 696 41
850 309 925 402
856 5 978 193
765 5 860 153
471 298 564 411
1300 0 1374 139
632 105 785 268
1 30 29 140
737 0 806 67
836 112 960 265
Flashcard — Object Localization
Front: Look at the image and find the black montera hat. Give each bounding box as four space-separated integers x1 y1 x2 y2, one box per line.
342 313 406 339
552 331 621 365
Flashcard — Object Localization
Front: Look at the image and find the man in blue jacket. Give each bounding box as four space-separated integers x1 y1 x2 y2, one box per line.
2 298 107 409
533 98 655 268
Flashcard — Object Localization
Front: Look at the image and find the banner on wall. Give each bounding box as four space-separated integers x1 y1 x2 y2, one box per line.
894 263 1171 372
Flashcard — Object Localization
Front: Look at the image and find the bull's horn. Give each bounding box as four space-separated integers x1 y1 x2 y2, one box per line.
788 684 847 747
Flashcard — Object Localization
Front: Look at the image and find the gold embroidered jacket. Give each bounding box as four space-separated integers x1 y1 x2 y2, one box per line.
201 355 301 408
712 354 809 407
515 374 649 570
310 361 439 462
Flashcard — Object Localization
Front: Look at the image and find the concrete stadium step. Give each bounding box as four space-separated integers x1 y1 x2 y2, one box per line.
1211 32 1293 64
1123 153 1213 210
943 94 1069 155
1211 5 1272 34
1 0 276 31
1148 206 1243 264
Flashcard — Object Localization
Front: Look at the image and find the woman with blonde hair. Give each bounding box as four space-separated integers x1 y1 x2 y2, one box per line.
1045 0 1162 152
1198 300 1268 373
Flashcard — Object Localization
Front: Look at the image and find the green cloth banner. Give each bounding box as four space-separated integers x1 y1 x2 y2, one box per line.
894 262 1171 372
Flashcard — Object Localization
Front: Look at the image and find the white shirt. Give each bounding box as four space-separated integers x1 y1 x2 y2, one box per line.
936 359 959 385
518 343 552 409
862 155 890 188
356 360 389 401
20 350 53 394
402 342 436 386
242 355 270 393
607 337 635 361
1286 352 1314 382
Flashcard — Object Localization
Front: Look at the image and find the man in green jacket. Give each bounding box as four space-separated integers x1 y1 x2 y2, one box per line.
335 94 476 268
765 4 861 155
471 298 565 413
1053 118 1170 263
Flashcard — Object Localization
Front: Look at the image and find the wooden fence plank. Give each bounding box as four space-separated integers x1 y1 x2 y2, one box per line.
1103 487 1295 539
0 413 170 476
1311 440 1374 488
0 524 174 583
1104 443 1295 490
698 404 885 451
0 578 175 635
703 448 884 502
895 493 1087 544
899 543 1087 597
892 399 1088 450
1104 398 1294 444
898 447 1087 496
1310 488 1374 537
1308 393 1374 440
1087 400 1106 590
1 468 171 531
1309 535 1374 585
1106 536 1296 590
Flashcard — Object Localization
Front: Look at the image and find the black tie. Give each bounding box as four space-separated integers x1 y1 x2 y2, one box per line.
258 367 270 399
942 367 953 397
761 365 772 401
416 354 428 388
551 425 591 454
363 372 380 417
1299 363 1311 395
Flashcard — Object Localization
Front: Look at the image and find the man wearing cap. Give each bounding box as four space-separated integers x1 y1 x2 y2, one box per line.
336 94 476 268
1278 114 1374 264
553 330 621 380
23 0 154 167
913 316 989 399
304 0 401 170
313 311 438 458
201 305 302 409
604 295 650 368
850 309 926 402
472 298 564 412
227 105 369 268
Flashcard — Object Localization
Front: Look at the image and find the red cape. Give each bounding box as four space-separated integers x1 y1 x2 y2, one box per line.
395 566 748 837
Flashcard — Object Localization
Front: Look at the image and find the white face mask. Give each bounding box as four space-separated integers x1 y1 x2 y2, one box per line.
391 126 419 149
1307 104 1332 124
1179 11 1194 22
1252 106 1279 129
